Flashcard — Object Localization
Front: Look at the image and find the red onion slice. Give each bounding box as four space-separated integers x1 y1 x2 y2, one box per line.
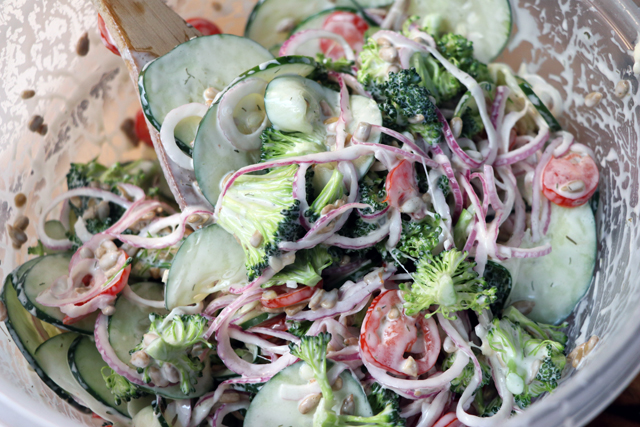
209 401 250 427
436 109 482 169
491 86 509 131
217 77 268 152
203 294 238 317
160 103 207 170
336 73 372 98
494 127 550 166
279 29 355 61
432 145 463 221
325 219 391 249
531 138 561 242
329 71 352 150
94 313 148 386
37 187 132 250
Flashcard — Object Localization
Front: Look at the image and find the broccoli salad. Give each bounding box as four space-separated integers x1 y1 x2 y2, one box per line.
3 0 601 426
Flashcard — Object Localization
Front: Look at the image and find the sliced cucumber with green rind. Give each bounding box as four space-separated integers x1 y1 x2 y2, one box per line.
215 55 318 102
14 254 97 334
165 224 247 309
350 0 394 7
193 103 260 207
108 282 213 399
2 270 89 413
68 335 130 417
407 0 512 63
245 360 372 426
503 203 596 324
35 333 131 423
139 34 273 133
245 0 353 50
516 76 562 132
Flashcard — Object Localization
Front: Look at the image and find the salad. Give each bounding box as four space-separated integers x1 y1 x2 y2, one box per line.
2 0 601 426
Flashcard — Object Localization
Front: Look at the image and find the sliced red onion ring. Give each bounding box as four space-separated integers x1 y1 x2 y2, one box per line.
218 77 268 151
117 206 213 249
209 401 250 427
123 284 165 309
74 218 93 243
204 291 262 339
203 294 238 317
491 86 509 130
325 219 391 249
159 103 206 170
288 268 391 321
216 313 297 378
247 327 301 343
192 378 267 427
337 73 372 98
494 127 550 166
229 325 292 355
37 187 132 250
279 203 369 251
531 139 561 242
59 201 71 229
432 144 463 221
329 71 352 150
118 183 147 202
371 125 429 158
553 131 574 157
94 313 148 386
436 109 482 169
105 199 162 236
279 30 355 61
498 104 527 154
415 391 450 427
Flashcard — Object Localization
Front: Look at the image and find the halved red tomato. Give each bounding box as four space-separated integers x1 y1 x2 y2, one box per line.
186 18 222 36
320 11 368 60
542 150 599 208
261 282 321 309
385 160 419 208
360 290 440 376
97 14 120 56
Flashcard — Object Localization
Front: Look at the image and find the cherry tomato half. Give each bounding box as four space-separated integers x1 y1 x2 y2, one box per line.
433 413 463 427
135 109 154 147
384 160 419 208
186 18 222 36
360 290 441 376
542 150 599 208
98 14 120 56
320 11 368 60
261 283 320 309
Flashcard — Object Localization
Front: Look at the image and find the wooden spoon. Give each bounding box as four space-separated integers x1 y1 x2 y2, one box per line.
91 0 211 210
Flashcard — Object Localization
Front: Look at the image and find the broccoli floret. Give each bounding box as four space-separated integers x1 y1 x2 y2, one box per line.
401 249 496 319
359 172 388 214
483 261 513 316
369 69 440 133
408 121 442 145
411 52 461 103
502 306 567 345
262 246 335 288
289 333 334 405
313 53 355 85
260 126 326 163
457 104 485 139
377 217 441 267
314 401 405 427
357 38 393 87
436 34 492 83
307 168 346 222
484 312 567 409
131 314 212 395
217 165 303 281
367 383 405 426
131 246 177 279
101 367 146 405
453 208 473 250
441 351 491 394
437 175 450 197
285 320 313 338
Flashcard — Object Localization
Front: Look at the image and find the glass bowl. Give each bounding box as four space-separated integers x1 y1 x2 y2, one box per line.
0 0 639 426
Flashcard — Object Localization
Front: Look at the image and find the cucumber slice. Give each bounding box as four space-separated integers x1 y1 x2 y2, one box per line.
245 360 372 426
35 333 131 424
2 269 89 413
68 335 130 417
165 224 247 309
407 0 512 63
245 0 353 50
351 0 394 7
14 254 97 334
503 203 596 325
264 75 382 184
516 77 562 132
139 34 273 133
108 282 213 399
193 103 260 206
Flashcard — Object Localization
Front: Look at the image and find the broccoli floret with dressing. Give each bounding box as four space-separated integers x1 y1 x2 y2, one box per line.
437 33 492 83
306 168 346 222
260 126 326 163
131 314 212 395
216 164 303 280
101 367 146 405
366 383 405 427
484 311 567 409
401 249 496 318
378 217 441 267
262 246 335 288
357 38 394 87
